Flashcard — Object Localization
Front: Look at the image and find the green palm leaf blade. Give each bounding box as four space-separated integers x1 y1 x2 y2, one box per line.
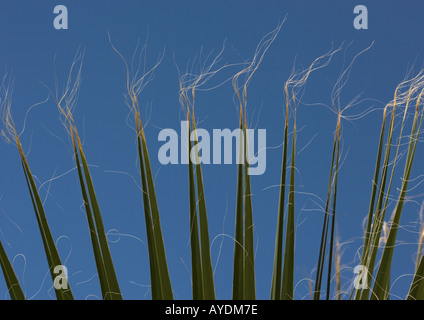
20 153 74 300
243 116 255 300
409 202 424 300
74 131 122 300
191 113 216 300
108 41 171 299
135 129 162 300
314 123 337 300
71 134 110 299
361 86 420 300
325 120 341 300
362 111 386 254
359 102 399 300
233 109 245 300
138 122 173 300
187 111 204 300
281 119 296 300
408 253 424 300
359 108 387 261
371 99 423 300
0 240 25 300
1 85 73 300
270 105 289 300
353 107 387 300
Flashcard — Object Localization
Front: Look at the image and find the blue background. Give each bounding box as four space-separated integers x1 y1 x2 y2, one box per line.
0 0 424 299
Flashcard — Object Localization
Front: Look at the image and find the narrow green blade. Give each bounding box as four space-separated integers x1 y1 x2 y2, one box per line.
21 151 74 300
353 107 387 300
192 114 216 300
408 253 424 300
244 117 255 300
359 108 387 262
0 240 25 300
232 109 245 300
326 121 341 300
360 101 399 300
71 131 109 299
371 99 422 300
314 122 338 300
187 112 203 300
135 126 161 300
281 120 296 300
109 41 172 299
75 132 122 300
270 103 289 300
139 121 173 300
2 87 73 300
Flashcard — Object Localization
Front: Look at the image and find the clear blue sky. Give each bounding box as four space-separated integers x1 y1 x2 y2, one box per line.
1 0 424 299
